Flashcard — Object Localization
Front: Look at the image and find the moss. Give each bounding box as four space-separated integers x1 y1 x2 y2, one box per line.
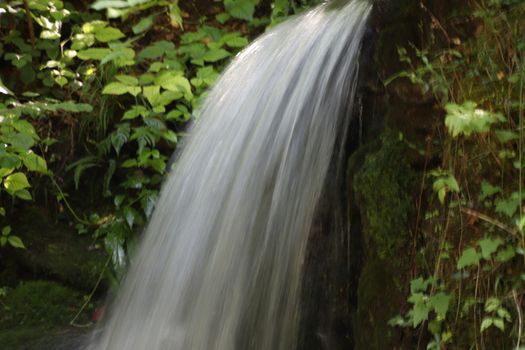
0 280 82 328
0 280 93 349
351 129 417 349
6 207 106 291
353 260 407 350
353 129 415 260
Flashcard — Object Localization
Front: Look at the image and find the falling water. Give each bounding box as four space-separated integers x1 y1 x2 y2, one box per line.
87 1 371 349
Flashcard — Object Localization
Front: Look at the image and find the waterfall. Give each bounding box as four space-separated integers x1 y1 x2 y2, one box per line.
87 1 371 349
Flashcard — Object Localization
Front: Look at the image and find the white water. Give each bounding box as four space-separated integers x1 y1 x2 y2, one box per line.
88 1 371 349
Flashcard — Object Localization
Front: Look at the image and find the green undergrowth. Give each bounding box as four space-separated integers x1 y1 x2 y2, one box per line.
385 1 525 348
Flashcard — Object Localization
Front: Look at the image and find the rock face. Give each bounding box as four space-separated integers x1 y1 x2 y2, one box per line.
299 1 451 349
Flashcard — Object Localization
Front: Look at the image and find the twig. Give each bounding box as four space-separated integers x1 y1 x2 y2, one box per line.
23 0 36 48
50 176 90 225
513 289 523 350
460 207 519 237
70 256 111 327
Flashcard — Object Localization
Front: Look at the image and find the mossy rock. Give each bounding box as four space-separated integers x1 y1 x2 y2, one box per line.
3 207 106 291
353 129 415 260
0 280 93 350
350 129 416 349
353 259 408 350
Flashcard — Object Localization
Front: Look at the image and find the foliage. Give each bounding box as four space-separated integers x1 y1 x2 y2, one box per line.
0 0 317 288
388 1 525 348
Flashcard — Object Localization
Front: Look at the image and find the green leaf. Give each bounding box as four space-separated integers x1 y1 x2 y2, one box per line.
201 48 231 62
2 226 11 236
162 130 178 143
102 82 130 95
485 297 500 313
143 85 161 106
121 159 137 168
224 0 257 21
495 196 520 218
495 129 518 143
132 14 157 34
22 152 48 174
138 41 175 60
77 48 111 60
220 33 248 48
457 247 481 269
100 47 135 66
496 245 516 262
479 180 501 201
445 101 504 137
216 12 231 24
480 318 493 332
477 237 503 260
122 206 137 228
123 105 148 120
429 292 451 317
4 173 31 193
94 27 125 42
408 293 429 327
140 190 158 218
8 235 25 249
82 20 108 34
115 75 139 86
7 133 35 150
0 76 14 95
154 72 192 99
410 277 429 293
493 318 505 331
0 168 14 178
15 189 32 201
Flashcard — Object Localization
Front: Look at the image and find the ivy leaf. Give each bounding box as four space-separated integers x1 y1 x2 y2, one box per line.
457 247 481 269
477 237 503 260
4 172 31 193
